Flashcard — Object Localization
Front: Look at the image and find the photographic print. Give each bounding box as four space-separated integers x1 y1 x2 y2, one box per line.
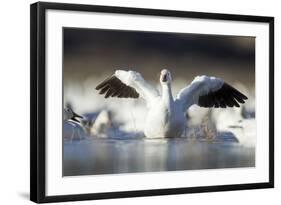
63 28 256 176
31 2 273 202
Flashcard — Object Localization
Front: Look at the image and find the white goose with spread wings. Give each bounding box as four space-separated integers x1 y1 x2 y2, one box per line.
96 69 247 138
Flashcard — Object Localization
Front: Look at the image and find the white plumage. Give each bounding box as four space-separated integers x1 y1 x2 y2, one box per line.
64 107 84 141
96 69 247 138
64 107 112 138
87 110 112 136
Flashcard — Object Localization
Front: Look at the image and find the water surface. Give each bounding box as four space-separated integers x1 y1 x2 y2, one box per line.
63 137 255 176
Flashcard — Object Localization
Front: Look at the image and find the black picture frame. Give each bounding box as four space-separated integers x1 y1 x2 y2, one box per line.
30 2 274 203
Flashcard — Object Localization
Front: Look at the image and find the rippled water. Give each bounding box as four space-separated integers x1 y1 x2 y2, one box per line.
63 137 255 176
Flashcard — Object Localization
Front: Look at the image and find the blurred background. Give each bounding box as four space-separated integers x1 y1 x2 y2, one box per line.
63 28 256 176
64 28 255 86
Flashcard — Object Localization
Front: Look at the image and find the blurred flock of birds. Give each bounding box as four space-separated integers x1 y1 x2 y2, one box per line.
64 79 256 148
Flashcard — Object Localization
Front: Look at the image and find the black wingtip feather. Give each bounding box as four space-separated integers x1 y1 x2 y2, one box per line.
96 75 139 99
95 76 113 90
198 82 248 109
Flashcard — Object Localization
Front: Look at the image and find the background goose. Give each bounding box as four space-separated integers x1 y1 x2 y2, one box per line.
96 69 247 138
81 110 113 137
211 106 256 147
64 106 114 138
64 107 84 141
64 106 83 123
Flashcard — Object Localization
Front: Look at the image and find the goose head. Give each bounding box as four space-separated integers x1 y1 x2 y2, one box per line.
160 69 172 85
64 107 83 123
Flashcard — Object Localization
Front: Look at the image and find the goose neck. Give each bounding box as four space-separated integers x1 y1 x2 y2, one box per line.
162 84 174 106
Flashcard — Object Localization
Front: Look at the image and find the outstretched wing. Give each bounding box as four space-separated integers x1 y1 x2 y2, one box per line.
96 75 139 98
96 70 159 106
175 75 248 111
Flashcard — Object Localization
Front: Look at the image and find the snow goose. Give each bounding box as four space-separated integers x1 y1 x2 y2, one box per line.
82 110 113 137
64 107 84 141
64 107 83 123
211 106 256 147
96 69 247 138
64 107 113 137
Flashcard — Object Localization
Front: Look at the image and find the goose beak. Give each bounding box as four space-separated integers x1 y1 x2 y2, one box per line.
160 69 170 83
162 74 168 82
71 111 83 123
